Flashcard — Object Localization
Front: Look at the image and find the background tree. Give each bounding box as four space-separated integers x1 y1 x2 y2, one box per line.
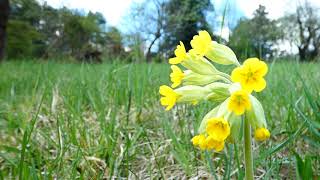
10 0 41 26
124 32 145 63
229 5 281 60
126 0 166 62
280 2 320 61
161 0 213 54
6 20 41 58
6 0 112 61
228 19 253 59
0 0 10 61
105 26 124 57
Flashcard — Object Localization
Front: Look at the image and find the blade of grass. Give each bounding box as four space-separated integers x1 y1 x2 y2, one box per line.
205 151 218 180
19 90 45 179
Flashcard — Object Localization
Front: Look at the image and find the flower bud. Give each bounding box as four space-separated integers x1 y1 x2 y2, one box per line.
246 95 267 130
183 70 230 86
174 85 211 103
206 41 240 66
254 128 270 141
205 82 231 102
226 113 241 143
181 50 219 75
228 82 242 94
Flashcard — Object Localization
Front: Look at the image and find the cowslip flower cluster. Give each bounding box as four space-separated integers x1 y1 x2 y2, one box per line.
159 30 270 152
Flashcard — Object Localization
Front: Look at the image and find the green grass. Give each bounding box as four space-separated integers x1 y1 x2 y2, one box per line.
0 60 319 179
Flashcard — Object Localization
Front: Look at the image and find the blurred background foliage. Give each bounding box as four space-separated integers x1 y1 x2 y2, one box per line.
0 0 319 63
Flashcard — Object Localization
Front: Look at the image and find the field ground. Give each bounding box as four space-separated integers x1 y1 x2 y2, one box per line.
0 60 319 179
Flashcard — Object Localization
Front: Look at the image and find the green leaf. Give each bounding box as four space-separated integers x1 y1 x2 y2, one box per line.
294 152 304 180
294 152 314 180
303 156 313 180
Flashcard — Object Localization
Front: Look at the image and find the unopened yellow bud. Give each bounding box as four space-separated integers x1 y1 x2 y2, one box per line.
254 128 270 141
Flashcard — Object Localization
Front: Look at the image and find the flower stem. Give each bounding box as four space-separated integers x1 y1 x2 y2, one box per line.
244 117 254 180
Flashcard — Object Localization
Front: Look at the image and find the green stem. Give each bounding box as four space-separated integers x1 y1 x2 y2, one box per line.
244 117 254 180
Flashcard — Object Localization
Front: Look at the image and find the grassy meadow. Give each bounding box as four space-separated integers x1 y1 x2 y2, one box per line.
0 60 319 179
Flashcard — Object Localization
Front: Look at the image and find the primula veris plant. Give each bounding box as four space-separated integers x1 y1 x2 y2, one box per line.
159 30 270 179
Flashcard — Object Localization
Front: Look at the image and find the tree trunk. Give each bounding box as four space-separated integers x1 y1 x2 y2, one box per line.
298 47 307 61
0 0 10 61
146 31 161 63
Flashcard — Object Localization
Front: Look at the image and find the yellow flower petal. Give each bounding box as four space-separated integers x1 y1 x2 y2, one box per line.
190 30 212 56
228 90 251 115
255 61 268 77
253 78 266 92
169 57 182 64
170 65 185 88
206 118 230 141
205 136 225 152
230 67 243 82
159 85 172 96
159 85 178 110
192 134 206 147
234 106 245 116
254 128 270 141
169 41 187 64
231 58 268 92
243 57 260 66
213 140 225 152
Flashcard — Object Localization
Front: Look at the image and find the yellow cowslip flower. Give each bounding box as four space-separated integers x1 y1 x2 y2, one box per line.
160 85 213 110
170 65 185 88
254 128 270 141
169 41 187 64
159 85 179 111
231 58 268 92
228 90 251 115
205 136 225 152
206 118 230 141
190 30 212 56
191 31 240 65
192 134 206 150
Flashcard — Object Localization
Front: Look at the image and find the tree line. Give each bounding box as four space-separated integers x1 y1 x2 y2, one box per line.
0 0 319 63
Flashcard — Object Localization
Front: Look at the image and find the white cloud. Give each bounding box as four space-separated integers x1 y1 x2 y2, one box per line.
235 0 320 19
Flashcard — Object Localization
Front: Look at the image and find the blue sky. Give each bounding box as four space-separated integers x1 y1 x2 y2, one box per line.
39 0 316 24
39 0 320 39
